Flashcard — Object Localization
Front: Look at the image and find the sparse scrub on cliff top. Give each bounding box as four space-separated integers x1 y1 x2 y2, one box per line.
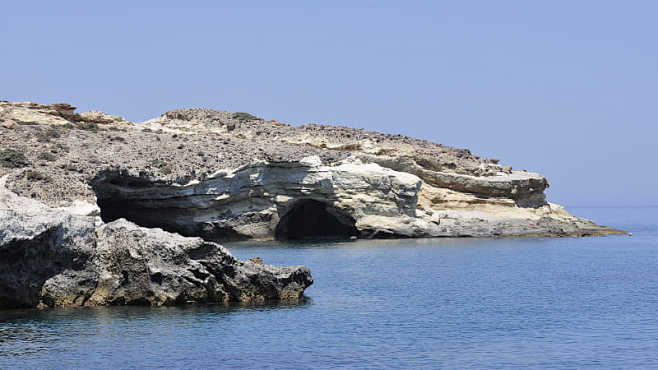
151 159 173 174
38 152 57 162
36 128 62 142
78 122 100 132
151 159 166 168
24 169 51 182
232 112 260 121
0 148 29 168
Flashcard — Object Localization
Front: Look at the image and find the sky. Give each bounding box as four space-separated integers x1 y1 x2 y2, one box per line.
2 1 656 207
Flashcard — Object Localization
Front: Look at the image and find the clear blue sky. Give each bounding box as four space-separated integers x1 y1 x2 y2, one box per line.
2 1 656 207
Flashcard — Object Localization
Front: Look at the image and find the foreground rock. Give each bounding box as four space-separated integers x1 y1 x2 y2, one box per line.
0 101 623 242
0 180 312 309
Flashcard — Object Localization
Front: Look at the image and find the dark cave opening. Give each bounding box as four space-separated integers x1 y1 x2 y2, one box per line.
275 199 358 240
96 197 164 229
91 174 194 237
92 174 359 241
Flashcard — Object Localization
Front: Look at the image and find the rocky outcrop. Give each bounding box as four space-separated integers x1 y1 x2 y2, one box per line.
0 100 624 308
0 100 623 244
0 101 128 127
0 179 312 309
91 156 422 240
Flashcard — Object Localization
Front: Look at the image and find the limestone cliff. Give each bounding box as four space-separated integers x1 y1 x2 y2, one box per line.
0 101 621 241
0 101 623 308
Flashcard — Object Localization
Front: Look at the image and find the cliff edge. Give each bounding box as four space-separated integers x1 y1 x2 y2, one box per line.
0 101 623 308
0 101 622 242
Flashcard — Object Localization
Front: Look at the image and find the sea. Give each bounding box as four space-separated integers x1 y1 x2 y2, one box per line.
1 207 657 369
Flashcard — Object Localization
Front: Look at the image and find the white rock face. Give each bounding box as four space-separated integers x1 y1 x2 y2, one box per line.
92 156 424 240
0 101 622 240
0 101 624 311
90 156 618 240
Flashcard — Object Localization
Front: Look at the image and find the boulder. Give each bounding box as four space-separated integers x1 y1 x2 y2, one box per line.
0 181 312 309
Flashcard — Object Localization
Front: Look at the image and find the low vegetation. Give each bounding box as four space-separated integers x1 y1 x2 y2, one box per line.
150 159 172 174
0 148 29 168
37 152 57 162
25 169 51 182
232 112 260 121
78 122 100 132
55 143 70 153
36 128 62 143
150 159 166 168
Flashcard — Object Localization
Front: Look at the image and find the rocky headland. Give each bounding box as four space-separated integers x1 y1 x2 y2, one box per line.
0 101 622 308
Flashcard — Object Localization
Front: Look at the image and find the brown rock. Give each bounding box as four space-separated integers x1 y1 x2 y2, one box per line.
1 120 17 129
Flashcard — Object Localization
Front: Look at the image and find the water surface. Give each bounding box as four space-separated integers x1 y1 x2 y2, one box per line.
1 207 657 369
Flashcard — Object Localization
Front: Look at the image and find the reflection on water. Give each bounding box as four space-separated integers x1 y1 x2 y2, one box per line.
0 300 312 358
227 234 554 250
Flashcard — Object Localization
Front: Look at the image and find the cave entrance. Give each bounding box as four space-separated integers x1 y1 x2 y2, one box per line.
275 199 358 240
91 173 199 238
93 180 176 230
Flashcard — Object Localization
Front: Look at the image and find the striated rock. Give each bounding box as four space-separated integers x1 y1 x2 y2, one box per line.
0 100 624 308
0 100 623 244
0 101 129 128
90 156 422 240
0 179 312 309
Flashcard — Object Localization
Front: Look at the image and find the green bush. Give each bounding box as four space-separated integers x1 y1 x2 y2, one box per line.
36 129 62 142
78 122 100 132
56 143 70 153
0 148 29 168
25 169 51 182
151 159 173 175
38 152 57 162
150 159 166 168
232 112 260 121
63 163 78 172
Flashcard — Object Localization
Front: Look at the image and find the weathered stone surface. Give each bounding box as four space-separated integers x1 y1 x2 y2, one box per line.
87 219 312 306
0 100 625 308
90 156 422 240
0 100 623 243
0 179 312 309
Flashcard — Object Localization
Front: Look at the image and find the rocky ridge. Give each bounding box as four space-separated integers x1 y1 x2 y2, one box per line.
0 101 623 308
0 101 621 240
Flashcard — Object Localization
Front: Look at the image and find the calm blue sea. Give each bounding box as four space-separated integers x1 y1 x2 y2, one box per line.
1 207 657 369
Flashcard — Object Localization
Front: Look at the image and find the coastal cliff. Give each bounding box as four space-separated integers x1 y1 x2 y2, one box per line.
0 101 622 308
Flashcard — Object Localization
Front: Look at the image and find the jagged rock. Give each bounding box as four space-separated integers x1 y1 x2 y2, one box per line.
87 219 311 306
0 180 312 309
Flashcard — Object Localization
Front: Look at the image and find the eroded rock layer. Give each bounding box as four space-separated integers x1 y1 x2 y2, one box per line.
0 101 622 240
